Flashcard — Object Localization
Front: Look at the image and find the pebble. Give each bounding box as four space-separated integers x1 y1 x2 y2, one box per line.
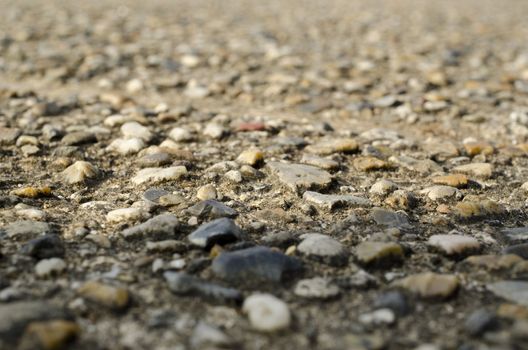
389 155 442 174
11 186 52 198
359 308 395 326
393 272 459 299
464 309 497 336
305 138 359 155
463 141 494 156
61 161 98 184
168 127 193 142
212 246 303 283
121 121 153 142
353 156 391 172
453 163 493 179
303 191 370 210
454 200 504 219
371 208 411 228
106 138 146 155
487 281 528 307
502 227 528 244
20 235 65 259
188 218 245 248
503 243 528 259
61 131 96 146
236 149 264 166
78 281 130 310
0 301 72 346
131 166 187 185
463 254 524 271
190 322 231 349
420 186 462 201
164 272 242 304
355 241 404 266
0 127 21 145
431 174 469 188
428 234 480 255
3 220 52 239
293 277 340 299
35 258 67 277
203 123 226 139
297 233 347 265
196 184 218 200
267 161 333 194
369 180 398 196
106 207 148 223
136 152 172 167
142 188 170 203
19 320 80 350
146 240 186 253
242 294 291 332
186 200 238 219
224 169 243 183
374 291 411 316
121 214 179 240
300 154 339 170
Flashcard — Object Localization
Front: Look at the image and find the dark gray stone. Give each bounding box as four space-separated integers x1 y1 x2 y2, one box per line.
61 131 96 146
212 246 303 283
503 243 528 259
464 309 497 336
374 291 411 316
164 272 242 304
142 188 170 203
487 280 528 307
501 227 528 244
20 235 65 259
371 208 411 229
121 214 179 241
188 218 244 248
136 153 172 168
186 200 238 219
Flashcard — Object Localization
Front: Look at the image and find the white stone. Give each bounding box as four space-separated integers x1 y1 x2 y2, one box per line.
106 208 148 223
243 294 291 332
294 277 340 299
224 170 243 183
420 185 462 201
297 233 345 259
104 114 134 127
16 208 46 220
121 121 153 142
106 137 146 155
132 166 187 185
35 258 66 277
303 191 370 210
453 163 493 179
197 184 217 200
168 127 193 142
428 234 480 255
359 308 395 325
203 123 226 139
61 161 98 184
126 78 144 93
370 180 398 196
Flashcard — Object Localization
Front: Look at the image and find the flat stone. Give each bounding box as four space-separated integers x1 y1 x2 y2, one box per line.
212 246 303 283
121 121 153 142
300 154 339 170
305 138 359 155
146 240 186 253
19 320 80 350
503 243 528 259
463 254 524 271
294 277 340 299
353 156 391 172
236 149 264 166
432 174 469 188
164 272 242 304
78 281 129 310
487 281 528 307
420 186 462 201
61 161 98 184
196 184 217 200
0 301 72 346
142 188 170 203
188 218 245 248
369 180 398 196
267 161 332 194
20 235 65 259
303 191 370 210
428 234 480 255
131 166 187 185
393 272 459 299
0 127 21 145
106 138 146 155
190 322 231 349
3 221 52 240
243 293 290 332
453 163 493 179
464 142 494 157
11 186 52 198
454 200 504 219
186 200 238 219
371 208 411 229
35 258 67 277
502 227 528 243
61 131 96 146
121 214 179 241
168 127 193 142
355 241 404 266
136 152 172 167
106 208 148 223
297 233 347 265
389 155 442 174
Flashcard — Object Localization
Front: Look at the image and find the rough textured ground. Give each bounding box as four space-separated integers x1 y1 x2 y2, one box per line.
1 0 528 349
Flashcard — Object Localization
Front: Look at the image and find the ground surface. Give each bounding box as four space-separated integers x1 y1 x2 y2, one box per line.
1 0 528 349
